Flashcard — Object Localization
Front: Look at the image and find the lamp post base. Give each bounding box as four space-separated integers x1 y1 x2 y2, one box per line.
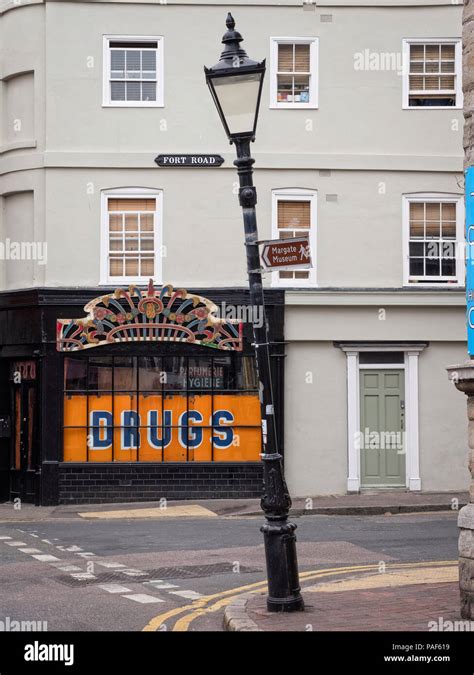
261 519 305 612
260 451 305 613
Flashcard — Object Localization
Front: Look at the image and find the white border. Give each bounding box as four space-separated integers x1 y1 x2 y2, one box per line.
102 35 164 107
402 192 464 287
269 37 319 109
340 344 426 492
402 38 462 110
271 188 317 287
100 187 163 285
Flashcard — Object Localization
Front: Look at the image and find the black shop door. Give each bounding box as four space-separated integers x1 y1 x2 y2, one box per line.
10 361 39 505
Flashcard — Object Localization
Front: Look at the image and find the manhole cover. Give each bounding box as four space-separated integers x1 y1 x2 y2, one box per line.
55 562 262 586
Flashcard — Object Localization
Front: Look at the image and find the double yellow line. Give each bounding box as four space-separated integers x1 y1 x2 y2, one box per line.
142 559 457 632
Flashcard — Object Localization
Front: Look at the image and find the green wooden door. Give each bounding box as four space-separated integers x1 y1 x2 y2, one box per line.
360 369 405 487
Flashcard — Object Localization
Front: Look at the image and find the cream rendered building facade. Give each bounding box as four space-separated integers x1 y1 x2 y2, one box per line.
0 0 469 502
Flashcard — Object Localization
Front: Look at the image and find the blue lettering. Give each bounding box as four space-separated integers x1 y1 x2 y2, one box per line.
90 411 112 449
212 410 234 449
148 410 172 449
122 411 140 449
179 411 203 448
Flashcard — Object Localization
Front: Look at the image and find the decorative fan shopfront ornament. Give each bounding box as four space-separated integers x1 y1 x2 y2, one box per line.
57 280 243 352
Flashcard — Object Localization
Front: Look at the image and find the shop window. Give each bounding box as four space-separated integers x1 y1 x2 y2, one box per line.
63 354 262 463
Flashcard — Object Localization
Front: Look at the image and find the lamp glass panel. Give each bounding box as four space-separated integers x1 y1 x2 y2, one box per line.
211 73 261 135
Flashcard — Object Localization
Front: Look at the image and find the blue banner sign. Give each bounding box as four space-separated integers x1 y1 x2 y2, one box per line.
467 167 474 356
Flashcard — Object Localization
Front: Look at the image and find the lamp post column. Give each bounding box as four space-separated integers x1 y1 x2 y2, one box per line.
234 137 304 612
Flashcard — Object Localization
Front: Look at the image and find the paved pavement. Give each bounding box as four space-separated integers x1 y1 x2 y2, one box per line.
0 490 468 522
224 562 463 632
0 509 461 632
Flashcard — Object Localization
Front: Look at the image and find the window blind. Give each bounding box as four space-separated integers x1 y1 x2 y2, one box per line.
278 201 311 229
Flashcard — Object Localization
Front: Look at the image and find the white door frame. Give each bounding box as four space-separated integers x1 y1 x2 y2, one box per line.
339 343 426 492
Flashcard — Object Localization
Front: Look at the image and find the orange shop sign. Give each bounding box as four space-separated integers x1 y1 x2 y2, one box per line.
64 394 262 462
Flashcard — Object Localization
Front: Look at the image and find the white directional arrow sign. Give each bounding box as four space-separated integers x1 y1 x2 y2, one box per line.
260 236 312 271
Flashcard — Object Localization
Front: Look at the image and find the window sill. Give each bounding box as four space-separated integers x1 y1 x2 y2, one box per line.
404 282 463 288
270 103 318 110
402 105 462 111
102 103 164 108
99 278 163 286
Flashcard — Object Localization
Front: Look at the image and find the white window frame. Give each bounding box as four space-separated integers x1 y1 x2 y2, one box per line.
402 192 464 287
103 35 164 107
271 188 317 287
402 38 462 110
270 37 319 109
100 187 163 285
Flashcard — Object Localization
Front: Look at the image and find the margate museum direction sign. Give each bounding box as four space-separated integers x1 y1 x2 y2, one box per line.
260 236 312 271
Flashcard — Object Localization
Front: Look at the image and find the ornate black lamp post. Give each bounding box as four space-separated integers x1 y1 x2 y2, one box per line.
205 14 304 612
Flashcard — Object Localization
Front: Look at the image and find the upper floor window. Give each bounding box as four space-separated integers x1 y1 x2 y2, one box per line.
100 188 163 285
402 39 462 109
103 36 164 107
270 38 318 108
271 189 317 287
403 194 463 286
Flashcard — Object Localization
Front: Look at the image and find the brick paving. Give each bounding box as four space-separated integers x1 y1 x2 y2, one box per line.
244 582 461 631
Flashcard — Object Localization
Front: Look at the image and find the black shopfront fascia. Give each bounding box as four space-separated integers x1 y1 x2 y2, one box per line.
0 287 285 505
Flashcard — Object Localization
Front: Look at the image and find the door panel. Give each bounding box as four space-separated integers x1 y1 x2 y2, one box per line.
9 361 38 504
360 369 405 487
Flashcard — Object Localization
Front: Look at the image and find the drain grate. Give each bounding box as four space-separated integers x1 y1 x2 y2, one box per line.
55 562 262 586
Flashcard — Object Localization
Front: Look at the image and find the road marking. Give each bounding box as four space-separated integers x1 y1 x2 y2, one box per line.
5 541 27 546
95 561 127 569
169 590 203 600
29 533 39 538
0 536 12 540
52 564 83 572
305 565 459 593
18 548 42 554
78 505 217 520
71 573 96 581
32 554 60 562
65 546 83 552
75 552 96 558
125 594 165 604
98 583 133 594
143 560 458 633
41 539 52 544
145 581 179 590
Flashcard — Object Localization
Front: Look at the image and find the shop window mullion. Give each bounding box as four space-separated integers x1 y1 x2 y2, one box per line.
112 356 115 462
136 355 139 462
161 356 164 463
211 356 214 462
86 358 90 463
186 356 189 462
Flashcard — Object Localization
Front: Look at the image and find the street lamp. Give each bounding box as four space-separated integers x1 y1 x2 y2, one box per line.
205 13 304 613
